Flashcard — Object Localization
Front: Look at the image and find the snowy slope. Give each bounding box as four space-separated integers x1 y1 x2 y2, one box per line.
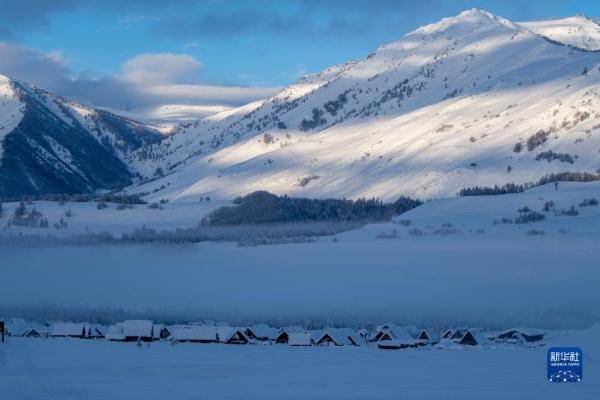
0 75 164 196
0 75 24 162
520 14 600 51
129 9 600 202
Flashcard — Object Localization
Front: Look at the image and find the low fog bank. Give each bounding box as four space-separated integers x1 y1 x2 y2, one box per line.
1 237 598 330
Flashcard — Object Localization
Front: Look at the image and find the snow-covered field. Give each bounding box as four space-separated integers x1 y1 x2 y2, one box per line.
0 199 228 237
1 182 599 328
1 325 598 400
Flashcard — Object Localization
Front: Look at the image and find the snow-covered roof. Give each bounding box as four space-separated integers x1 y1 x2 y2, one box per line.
288 332 312 346
417 328 440 343
171 325 217 342
458 329 488 346
497 327 545 339
105 325 126 341
121 320 153 338
152 324 171 339
217 326 248 343
313 328 362 346
513 327 545 336
391 329 421 345
5 319 35 336
87 324 107 337
245 324 278 340
370 324 418 342
280 325 305 333
51 322 86 337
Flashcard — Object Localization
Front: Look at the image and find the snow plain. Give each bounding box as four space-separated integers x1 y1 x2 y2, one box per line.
1 325 598 400
1 182 599 329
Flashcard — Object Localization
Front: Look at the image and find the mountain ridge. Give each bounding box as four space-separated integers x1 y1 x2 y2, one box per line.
126 9 600 201
0 75 164 196
2 9 600 200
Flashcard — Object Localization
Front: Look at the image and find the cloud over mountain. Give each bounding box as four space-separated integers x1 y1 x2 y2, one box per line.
0 42 277 112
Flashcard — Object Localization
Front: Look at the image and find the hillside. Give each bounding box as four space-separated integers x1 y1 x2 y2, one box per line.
2 10 600 201
127 9 600 202
520 14 600 51
0 75 164 197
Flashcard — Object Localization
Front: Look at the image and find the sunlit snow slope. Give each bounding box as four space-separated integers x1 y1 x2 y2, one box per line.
131 9 600 202
520 14 600 51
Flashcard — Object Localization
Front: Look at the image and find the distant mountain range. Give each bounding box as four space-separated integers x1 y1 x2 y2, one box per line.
2 9 600 200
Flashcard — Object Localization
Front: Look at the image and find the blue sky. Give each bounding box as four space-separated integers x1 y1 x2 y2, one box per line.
1 0 599 110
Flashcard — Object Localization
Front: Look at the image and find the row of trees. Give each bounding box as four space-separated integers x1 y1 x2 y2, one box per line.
0 192 146 204
204 191 422 225
459 172 600 196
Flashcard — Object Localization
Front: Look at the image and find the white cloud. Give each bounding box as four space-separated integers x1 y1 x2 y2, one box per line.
0 42 279 117
122 53 202 84
0 41 73 91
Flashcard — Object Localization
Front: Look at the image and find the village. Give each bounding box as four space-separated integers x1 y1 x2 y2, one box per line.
0 318 546 350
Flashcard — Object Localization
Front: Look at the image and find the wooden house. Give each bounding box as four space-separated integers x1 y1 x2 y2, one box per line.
245 324 278 342
457 330 487 346
416 329 440 344
170 325 217 343
51 322 87 339
217 327 249 344
288 332 312 346
496 328 545 343
377 329 422 350
313 328 362 346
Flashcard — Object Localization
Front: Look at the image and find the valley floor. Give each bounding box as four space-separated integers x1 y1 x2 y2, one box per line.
1 328 598 400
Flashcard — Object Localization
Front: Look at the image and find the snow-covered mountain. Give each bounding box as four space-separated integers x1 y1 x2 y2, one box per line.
519 14 600 51
3 9 600 200
127 9 600 202
0 75 164 197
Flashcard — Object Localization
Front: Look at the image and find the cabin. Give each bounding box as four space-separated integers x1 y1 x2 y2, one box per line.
170 325 217 343
370 324 418 343
443 327 468 340
245 324 278 342
275 330 289 344
121 320 154 342
377 329 422 349
5 319 30 336
51 322 87 339
288 332 312 346
153 324 172 340
86 324 107 339
369 323 396 342
23 328 44 338
457 330 487 346
105 325 126 341
217 327 249 344
313 328 362 346
274 326 304 344
105 320 154 342
496 328 545 343
416 329 440 344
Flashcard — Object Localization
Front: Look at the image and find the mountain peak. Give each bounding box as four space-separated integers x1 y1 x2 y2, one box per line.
411 8 518 37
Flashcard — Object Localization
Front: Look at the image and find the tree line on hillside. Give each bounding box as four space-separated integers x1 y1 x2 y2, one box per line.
0 192 146 204
204 191 422 225
458 172 600 196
